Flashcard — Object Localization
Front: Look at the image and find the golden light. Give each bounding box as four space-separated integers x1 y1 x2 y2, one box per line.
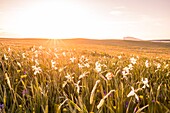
3 1 144 39
3 1 140 39
4 1 99 38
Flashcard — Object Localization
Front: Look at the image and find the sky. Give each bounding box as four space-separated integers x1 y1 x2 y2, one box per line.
0 0 170 40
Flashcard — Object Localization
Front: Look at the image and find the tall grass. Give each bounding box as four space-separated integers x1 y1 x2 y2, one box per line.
0 44 169 113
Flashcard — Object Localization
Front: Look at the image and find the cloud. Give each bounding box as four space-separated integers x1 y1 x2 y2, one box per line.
109 10 123 15
114 6 126 9
0 28 4 32
109 6 126 16
154 22 162 26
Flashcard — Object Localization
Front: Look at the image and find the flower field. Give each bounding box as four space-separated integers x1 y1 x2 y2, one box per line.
0 39 170 113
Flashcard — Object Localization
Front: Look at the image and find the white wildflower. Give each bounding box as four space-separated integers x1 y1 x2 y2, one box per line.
127 87 139 101
105 72 114 80
118 55 122 59
145 60 149 68
141 78 149 89
39 46 43 49
84 63 90 68
51 60 57 70
78 63 84 69
34 50 38 57
32 66 42 75
65 73 74 82
130 57 137 64
58 66 67 72
95 61 101 73
157 63 161 69
70 57 76 63
137 56 139 59
79 55 85 62
54 48 58 52
8 47 11 52
31 46 35 51
85 57 89 62
22 53 26 58
128 64 133 70
74 80 81 94
122 67 130 76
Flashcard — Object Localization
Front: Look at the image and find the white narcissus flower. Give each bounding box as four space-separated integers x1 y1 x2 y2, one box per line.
141 78 149 89
34 50 38 57
74 80 81 94
78 63 84 69
130 57 137 64
105 72 114 80
70 57 76 63
157 63 161 69
65 73 74 82
128 64 133 70
31 46 35 51
22 53 26 58
95 61 101 73
8 47 11 52
127 87 139 101
51 60 55 67
122 67 130 76
32 66 42 75
39 46 43 49
145 60 149 68
51 60 57 70
118 55 122 59
79 55 85 62
84 63 90 68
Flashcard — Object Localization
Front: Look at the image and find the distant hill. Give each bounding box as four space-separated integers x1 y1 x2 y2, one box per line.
123 37 142 41
150 39 170 43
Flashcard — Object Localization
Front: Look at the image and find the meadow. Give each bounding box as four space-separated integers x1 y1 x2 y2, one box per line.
0 38 170 113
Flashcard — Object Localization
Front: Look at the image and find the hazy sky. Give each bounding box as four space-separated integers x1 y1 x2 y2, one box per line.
0 0 170 40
